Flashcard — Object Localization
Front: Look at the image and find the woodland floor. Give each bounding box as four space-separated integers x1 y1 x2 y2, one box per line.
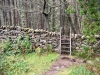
43 55 86 75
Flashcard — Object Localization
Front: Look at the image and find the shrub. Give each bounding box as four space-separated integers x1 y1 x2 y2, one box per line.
21 36 32 53
2 35 33 55
74 46 94 59
12 35 22 54
2 38 13 55
46 44 53 52
0 54 29 75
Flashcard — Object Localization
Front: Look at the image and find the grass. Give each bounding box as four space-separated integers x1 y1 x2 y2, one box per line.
25 53 59 75
58 65 95 75
1 52 59 75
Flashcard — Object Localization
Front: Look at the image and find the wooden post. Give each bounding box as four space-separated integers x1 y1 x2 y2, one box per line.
60 27 62 55
70 27 72 55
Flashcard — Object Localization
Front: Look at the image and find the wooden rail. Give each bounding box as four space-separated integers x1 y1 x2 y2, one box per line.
59 27 72 55
70 27 72 55
60 27 63 55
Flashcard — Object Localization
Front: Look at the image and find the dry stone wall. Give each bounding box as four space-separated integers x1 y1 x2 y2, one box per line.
0 26 100 53
72 34 100 54
0 26 60 51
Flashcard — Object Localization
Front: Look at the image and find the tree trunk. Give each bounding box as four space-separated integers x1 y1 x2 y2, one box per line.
52 0 56 31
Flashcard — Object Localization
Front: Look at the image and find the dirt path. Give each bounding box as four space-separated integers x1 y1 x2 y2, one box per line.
43 55 85 75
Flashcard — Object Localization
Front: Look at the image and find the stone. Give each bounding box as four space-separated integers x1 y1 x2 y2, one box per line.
81 44 86 47
16 26 21 31
35 43 42 47
71 33 75 38
8 36 17 39
42 45 47 50
40 39 46 43
86 36 89 38
52 43 58 48
0 26 60 53
54 48 59 52
41 34 47 37
34 29 39 33
74 34 78 38
48 41 52 44
10 26 16 30
0 29 3 32
76 47 80 50
81 35 85 39
95 35 100 38
35 35 40 38
0 36 6 39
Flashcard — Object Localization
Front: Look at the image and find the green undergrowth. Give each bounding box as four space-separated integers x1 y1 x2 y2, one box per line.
73 46 94 60
0 53 59 75
86 57 100 75
1 35 54 56
58 65 95 75
0 35 59 75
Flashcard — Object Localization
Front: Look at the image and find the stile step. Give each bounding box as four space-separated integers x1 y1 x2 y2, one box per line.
61 50 70 53
61 43 70 45
61 35 69 38
61 39 70 41
61 47 70 48
60 35 71 54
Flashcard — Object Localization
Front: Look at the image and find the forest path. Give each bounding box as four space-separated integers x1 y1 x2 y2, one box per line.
43 55 85 75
